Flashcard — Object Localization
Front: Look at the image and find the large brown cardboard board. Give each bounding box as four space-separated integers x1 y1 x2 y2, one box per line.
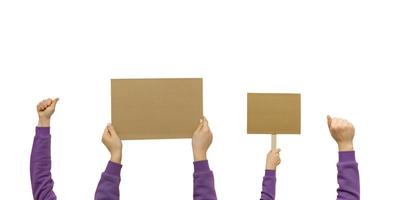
111 78 203 140
247 93 301 134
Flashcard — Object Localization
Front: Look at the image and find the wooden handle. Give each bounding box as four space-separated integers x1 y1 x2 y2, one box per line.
271 134 277 150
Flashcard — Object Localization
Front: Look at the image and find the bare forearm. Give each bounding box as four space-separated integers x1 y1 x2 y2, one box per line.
38 118 51 127
193 151 207 162
110 151 122 164
338 142 354 152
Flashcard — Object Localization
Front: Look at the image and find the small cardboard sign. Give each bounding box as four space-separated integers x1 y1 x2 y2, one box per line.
111 78 203 140
247 93 301 134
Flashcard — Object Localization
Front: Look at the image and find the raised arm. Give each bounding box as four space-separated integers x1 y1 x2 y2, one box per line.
260 149 281 200
30 98 59 200
192 117 217 200
327 115 360 200
95 124 123 200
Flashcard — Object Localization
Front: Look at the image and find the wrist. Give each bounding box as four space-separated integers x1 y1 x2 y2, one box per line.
193 152 207 161
110 151 122 164
38 118 51 127
338 142 354 151
266 164 277 170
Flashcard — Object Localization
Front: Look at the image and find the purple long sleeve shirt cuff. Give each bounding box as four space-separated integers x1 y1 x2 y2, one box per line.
337 151 360 200
265 170 276 177
194 160 211 172
105 161 122 176
35 126 51 137
339 151 356 162
193 160 217 200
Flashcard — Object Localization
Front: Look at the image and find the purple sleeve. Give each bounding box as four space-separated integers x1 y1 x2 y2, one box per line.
193 160 217 200
260 170 276 200
337 151 360 200
30 127 57 200
94 161 122 200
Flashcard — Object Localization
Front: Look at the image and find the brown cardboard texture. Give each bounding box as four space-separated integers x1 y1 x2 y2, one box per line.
247 93 301 134
111 78 203 140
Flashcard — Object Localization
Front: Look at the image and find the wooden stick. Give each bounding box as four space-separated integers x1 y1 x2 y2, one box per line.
271 134 277 150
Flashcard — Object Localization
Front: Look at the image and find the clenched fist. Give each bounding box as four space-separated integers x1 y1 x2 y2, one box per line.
192 117 213 161
37 98 59 127
327 115 355 151
266 149 281 170
102 124 123 164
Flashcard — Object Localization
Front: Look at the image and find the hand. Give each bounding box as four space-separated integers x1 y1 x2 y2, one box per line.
327 115 355 151
102 124 123 164
266 149 281 170
192 117 213 161
37 98 59 127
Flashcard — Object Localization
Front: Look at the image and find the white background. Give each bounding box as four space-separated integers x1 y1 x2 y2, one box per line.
1 0 399 199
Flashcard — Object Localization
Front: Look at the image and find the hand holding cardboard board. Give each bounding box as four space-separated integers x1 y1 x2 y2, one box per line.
247 93 301 149
111 78 203 140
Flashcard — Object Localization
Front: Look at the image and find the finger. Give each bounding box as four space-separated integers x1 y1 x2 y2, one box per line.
327 115 332 128
45 99 52 106
343 119 350 127
107 124 114 133
203 117 208 126
48 98 59 108
38 100 45 108
38 99 51 110
193 118 203 133
337 118 347 126
39 99 52 110
37 103 43 111
52 98 60 106
103 127 110 136
202 117 209 130
107 123 120 138
39 103 46 111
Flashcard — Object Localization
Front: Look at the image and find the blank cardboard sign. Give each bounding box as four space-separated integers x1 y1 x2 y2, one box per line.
247 93 301 134
111 78 203 140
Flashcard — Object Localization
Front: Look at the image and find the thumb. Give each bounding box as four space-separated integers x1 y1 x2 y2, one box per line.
107 124 118 137
203 117 208 126
202 117 209 130
193 118 203 133
327 115 332 129
50 98 59 108
102 127 110 141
